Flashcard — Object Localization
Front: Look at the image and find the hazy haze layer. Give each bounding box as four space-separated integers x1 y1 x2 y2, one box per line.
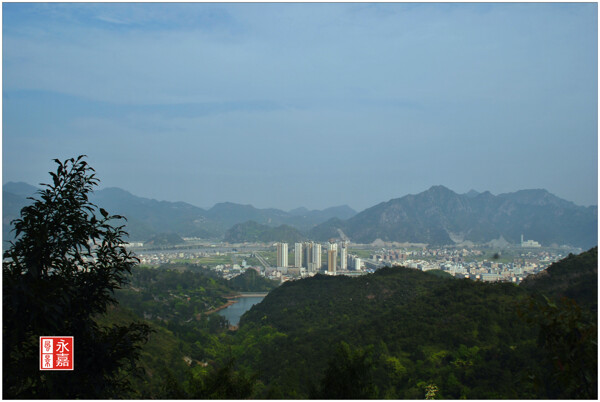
3 3 597 210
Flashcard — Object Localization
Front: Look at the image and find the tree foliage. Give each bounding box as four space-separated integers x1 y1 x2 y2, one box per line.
3 156 150 398
521 295 597 399
312 342 378 399
228 268 279 292
521 246 598 309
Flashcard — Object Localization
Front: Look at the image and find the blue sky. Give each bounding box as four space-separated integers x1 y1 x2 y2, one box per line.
3 3 598 211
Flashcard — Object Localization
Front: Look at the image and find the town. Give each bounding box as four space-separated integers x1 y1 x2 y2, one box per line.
132 237 580 285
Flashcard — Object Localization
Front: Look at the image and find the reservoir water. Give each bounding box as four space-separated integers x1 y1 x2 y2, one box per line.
217 296 265 326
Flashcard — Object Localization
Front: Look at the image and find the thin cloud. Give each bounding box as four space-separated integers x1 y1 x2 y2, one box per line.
2 3 597 210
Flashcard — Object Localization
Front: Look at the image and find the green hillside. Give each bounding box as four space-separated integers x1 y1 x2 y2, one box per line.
520 246 598 309
231 268 539 398
228 269 279 292
224 221 305 243
223 253 597 399
73 249 600 399
95 306 191 398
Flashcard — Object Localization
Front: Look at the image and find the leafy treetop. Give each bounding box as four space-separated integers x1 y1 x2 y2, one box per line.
3 155 149 399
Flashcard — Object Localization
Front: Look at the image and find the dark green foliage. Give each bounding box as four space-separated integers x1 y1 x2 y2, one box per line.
95 305 191 398
2 183 37 245
521 247 598 309
98 302 262 399
116 265 234 324
518 247 598 399
424 269 455 279
160 368 188 399
3 156 150 399
521 296 597 399
224 220 305 243
115 265 245 372
81 246 599 399
232 251 596 399
312 342 378 399
188 358 257 399
228 268 279 292
232 267 544 398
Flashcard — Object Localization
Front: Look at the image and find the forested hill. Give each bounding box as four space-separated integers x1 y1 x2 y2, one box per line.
237 268 536 398
520 246 598 308
230 251 597 399
228 269 279 292
223 221 305 243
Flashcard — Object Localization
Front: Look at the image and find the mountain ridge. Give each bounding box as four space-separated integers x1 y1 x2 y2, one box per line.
2 183 357 242
224 221 305 244
3 182 596 247
309 185 597 248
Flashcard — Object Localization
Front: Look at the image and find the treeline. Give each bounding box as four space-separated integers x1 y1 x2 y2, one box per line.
110 249 597 399
115 264 278 355
224 269 537 398
219 248 597 399
117 265 278 322
107 264 278 398
228 268 279 292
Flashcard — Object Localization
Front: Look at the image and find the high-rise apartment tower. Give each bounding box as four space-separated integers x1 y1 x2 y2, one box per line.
294 242 303 268
276 242 288 268
340 241 348 270
328 240 338 274
303 242 313 270
312 243 322 271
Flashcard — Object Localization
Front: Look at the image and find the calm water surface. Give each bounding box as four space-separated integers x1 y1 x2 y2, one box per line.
217 296 264 326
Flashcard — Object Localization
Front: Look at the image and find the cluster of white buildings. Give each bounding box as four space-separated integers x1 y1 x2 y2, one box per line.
520 234 541 248
275 240 363 276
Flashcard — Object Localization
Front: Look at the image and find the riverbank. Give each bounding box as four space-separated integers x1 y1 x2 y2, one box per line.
237 292 269 298
199 292 268 317
201 300 237 316
197 293 269 322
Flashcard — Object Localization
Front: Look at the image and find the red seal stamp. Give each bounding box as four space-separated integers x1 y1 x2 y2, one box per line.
40 336 74 370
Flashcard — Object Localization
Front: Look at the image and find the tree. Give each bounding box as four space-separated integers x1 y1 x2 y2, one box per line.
312 342 378 399
3 156 150 398
521 295 597 399
188 358 257 399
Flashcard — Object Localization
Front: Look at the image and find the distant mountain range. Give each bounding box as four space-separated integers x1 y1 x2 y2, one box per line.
309 185 597 248
224 221 305 244
3 182 596 248
2 182 356 244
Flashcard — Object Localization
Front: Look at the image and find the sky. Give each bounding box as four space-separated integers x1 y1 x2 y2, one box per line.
2 2 598 211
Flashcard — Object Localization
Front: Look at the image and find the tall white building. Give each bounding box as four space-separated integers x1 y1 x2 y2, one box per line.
276 242 288 268
340 241 348 270
294 242 303 268
355 257 362 271
312 243 322 271
303 242 313 270
328 240 338 274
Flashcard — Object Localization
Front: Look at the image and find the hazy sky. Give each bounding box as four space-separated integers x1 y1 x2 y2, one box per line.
3 2 598 211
